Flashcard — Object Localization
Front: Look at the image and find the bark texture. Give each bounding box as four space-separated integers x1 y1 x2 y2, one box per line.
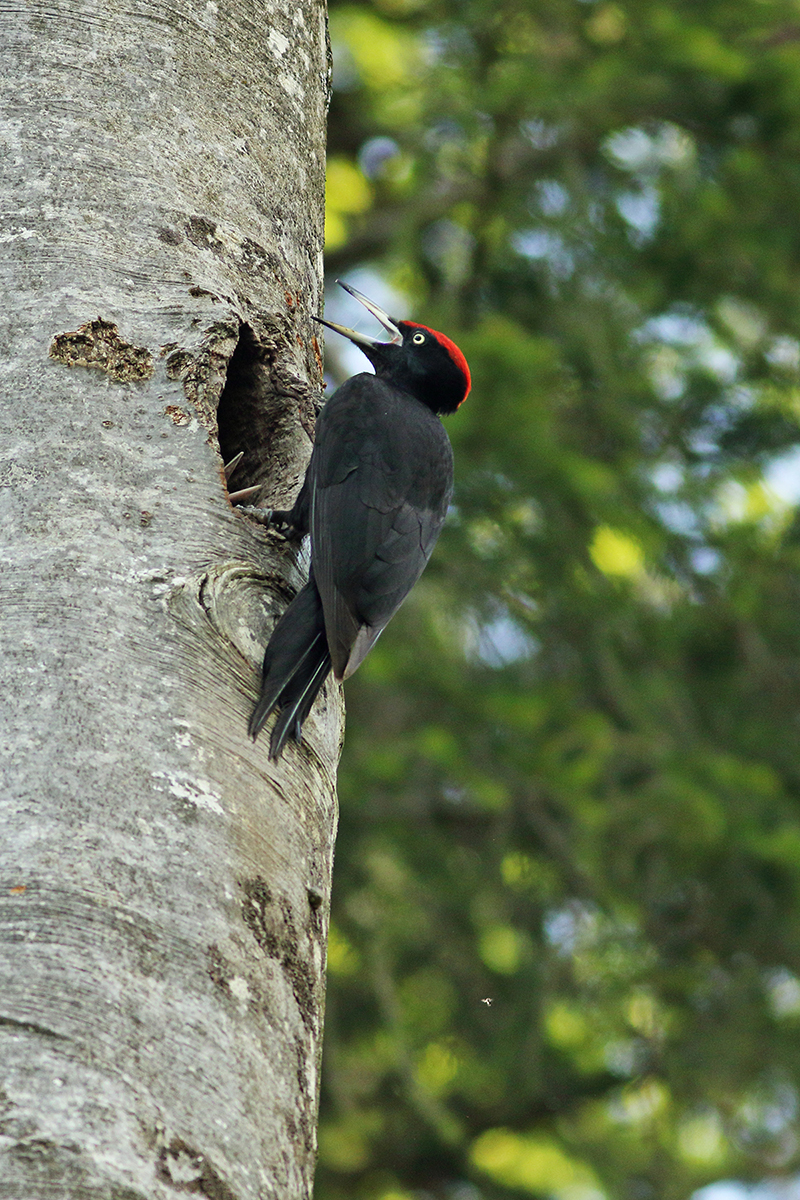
0 2 338 1197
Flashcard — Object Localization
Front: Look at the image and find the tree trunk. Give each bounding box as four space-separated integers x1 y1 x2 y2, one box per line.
0 2 337 1196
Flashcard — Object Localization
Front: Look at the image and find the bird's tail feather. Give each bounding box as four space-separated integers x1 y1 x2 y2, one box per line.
269 645 332 759
248 582 332 758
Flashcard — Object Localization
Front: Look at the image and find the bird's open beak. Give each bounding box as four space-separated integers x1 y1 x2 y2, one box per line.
313 280 403 347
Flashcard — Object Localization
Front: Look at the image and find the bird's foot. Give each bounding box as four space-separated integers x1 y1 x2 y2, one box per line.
237 505 297 537
224 453 299 537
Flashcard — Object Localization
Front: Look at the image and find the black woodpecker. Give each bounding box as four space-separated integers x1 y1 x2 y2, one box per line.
247 280 471 759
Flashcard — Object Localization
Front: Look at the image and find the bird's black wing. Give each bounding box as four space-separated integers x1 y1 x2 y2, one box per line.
310 374 454 679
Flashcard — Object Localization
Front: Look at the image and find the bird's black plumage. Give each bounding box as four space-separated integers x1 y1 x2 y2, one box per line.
248 283 470 758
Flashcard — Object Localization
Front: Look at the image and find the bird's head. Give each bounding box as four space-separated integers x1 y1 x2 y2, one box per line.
314 280 471 415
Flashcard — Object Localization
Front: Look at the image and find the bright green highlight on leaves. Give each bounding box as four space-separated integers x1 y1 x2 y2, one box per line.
414 1040 460 1094
326 922 360 976
331 8 421 91
478 925 523 974
326 158 373 250
471 1129 605 1199
589 526 645 578
677 1112 728 1167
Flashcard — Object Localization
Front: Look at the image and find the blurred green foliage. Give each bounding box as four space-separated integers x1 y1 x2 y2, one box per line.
316 1 800 1197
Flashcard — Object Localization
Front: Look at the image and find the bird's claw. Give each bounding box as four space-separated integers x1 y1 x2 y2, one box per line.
237 504 274 527
237 505 296 538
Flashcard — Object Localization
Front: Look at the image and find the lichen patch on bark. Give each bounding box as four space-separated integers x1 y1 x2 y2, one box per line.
164 403 192 426
49 318 153 382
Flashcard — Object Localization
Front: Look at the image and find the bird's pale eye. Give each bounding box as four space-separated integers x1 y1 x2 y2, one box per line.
412 332 426 345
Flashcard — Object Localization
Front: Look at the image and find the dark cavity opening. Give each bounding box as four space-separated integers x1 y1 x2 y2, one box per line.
217 324 273 499
217 321 317 512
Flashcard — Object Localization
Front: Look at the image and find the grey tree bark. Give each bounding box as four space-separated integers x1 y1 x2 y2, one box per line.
0 2 339 1197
